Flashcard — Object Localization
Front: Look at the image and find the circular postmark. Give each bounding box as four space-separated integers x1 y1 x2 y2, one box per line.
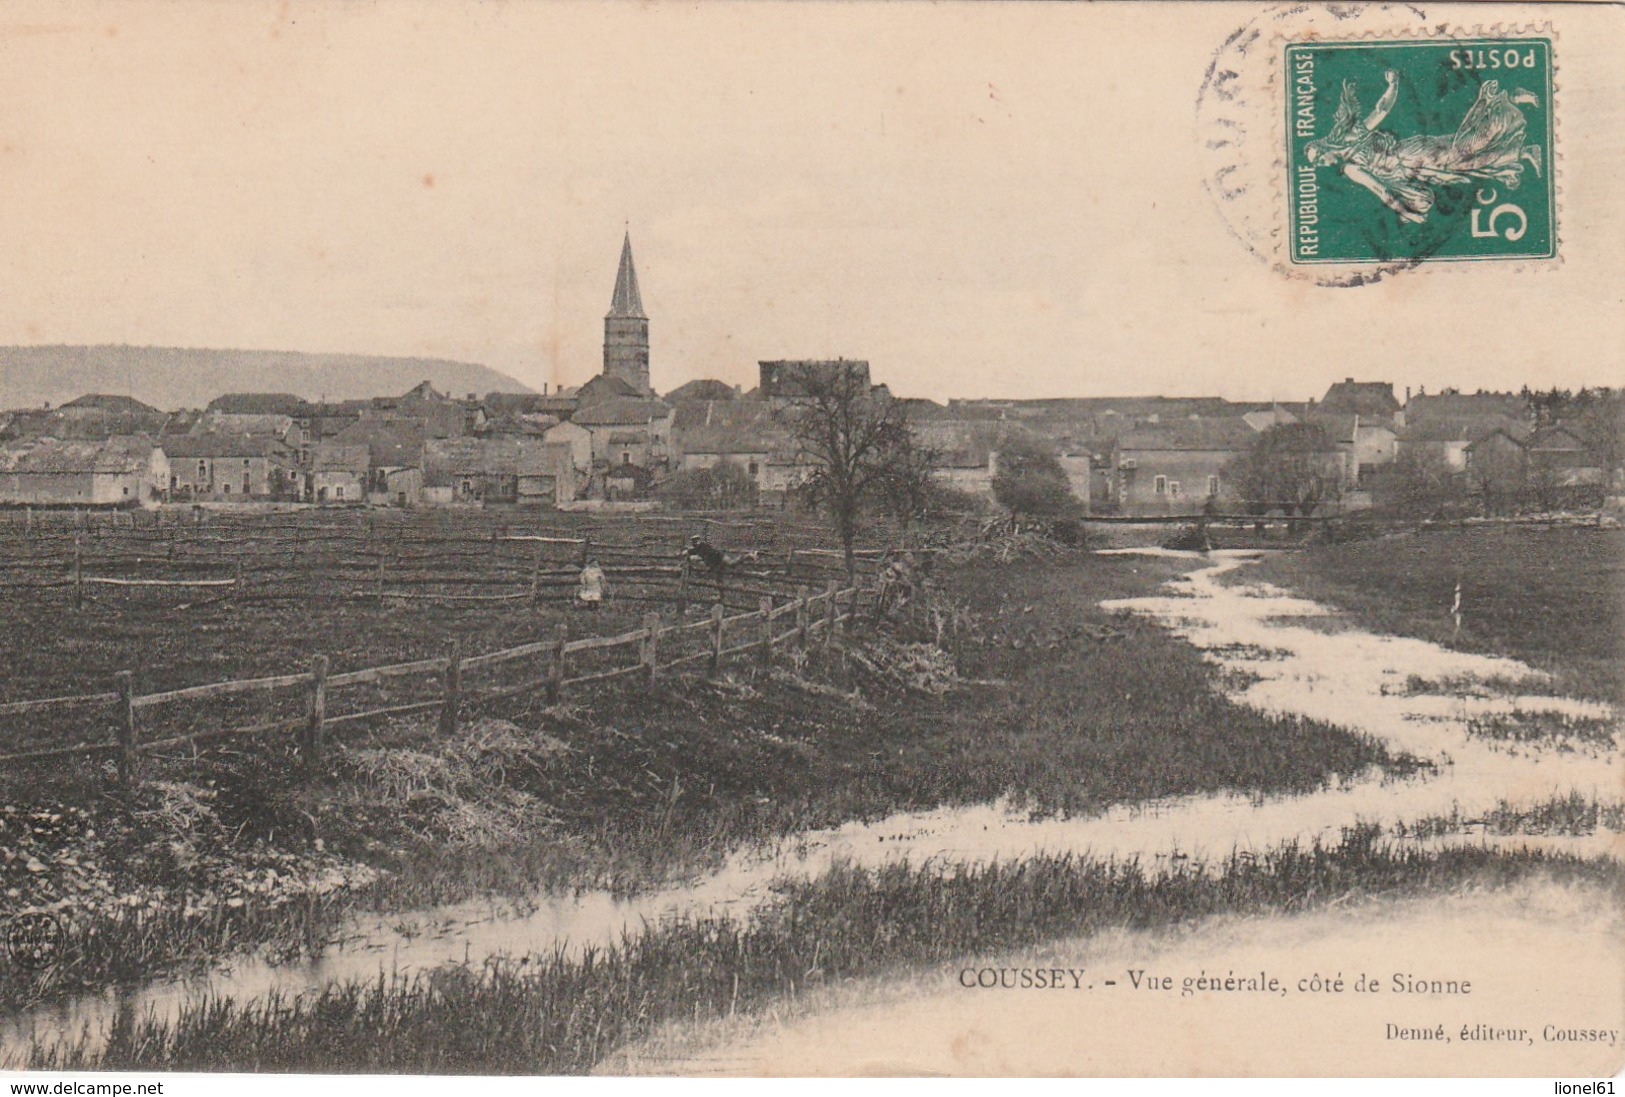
5 910 66 970
1196 3 1464 287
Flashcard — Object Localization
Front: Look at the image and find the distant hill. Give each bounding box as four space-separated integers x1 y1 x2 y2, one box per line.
0 346 534 412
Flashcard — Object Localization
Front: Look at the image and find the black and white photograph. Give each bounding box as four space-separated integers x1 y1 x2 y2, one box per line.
0 0 1620 1082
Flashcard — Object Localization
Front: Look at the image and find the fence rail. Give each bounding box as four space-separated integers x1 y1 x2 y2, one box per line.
2 530 882 610
0 579 867 785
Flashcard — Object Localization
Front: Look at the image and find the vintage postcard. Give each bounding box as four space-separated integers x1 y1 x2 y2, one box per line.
0 0 1620 1085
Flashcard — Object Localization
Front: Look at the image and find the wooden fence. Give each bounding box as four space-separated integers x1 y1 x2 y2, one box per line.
0 522 886 608
0 579 871 786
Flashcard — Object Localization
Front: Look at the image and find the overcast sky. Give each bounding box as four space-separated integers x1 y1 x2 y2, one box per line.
2 1 1620 402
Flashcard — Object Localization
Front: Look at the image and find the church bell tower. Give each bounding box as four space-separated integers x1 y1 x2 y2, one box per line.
603 231 651 395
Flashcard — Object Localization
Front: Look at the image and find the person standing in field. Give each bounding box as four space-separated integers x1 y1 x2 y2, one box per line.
577 558 608 611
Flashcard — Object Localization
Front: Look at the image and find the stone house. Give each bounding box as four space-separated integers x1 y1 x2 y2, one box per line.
0 435 169 507
542 420 593 475
309 442 370 504
162 433 299 501
672 400 784 490
572 397 672 468
422 438 577 507
1112 419 1257 514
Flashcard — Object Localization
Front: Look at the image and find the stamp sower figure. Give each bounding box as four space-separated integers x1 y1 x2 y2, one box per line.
577 557 608 611
1305 71 1542 224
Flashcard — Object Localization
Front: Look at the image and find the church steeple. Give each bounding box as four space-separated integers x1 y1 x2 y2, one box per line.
607 232 646 320
602 231 651 394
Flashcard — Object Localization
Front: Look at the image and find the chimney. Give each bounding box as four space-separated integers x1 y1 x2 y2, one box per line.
542 382 549 396
1345 376 1354 384
1405 386 1412 403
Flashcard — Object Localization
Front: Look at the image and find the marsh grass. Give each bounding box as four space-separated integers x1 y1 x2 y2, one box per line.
1463 711 1617 748
20 831 1620 1073
1393 792 1625 839
1251 528 1625 704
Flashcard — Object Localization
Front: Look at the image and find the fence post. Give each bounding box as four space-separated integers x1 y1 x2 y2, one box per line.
375 549 387 603
759 596 773 668
581 535 592 568
709 603 724 677
796 585 809 648
530 541 543 601
306 654 329 770
677 557 690 613
841 586 853 635
547 621 569 703
72 537 83 609
440 638 462 737
115 670 137 789
233 556 245 604
824 579 838 647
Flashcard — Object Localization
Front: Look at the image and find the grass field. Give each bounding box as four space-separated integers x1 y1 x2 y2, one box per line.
0 508 851 703
0 519 1415 1016
1249 527 1625 703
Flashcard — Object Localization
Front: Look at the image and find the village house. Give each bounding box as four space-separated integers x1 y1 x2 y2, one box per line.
354 381 476 441
1316 379 1402 423
1396 415 1527 472
0 435 170 507
1465 424 1608 512
308 442 370 504
1524 425 1606 487
1112 418 1257 514
1397 390 1528 431
911 419 1014 503
162 433 300 501
671 400 784 491
572 397 673 470
1 395 173 443
191 411 305 451
375 466 425 507
421 438 577 507
542 420 593 475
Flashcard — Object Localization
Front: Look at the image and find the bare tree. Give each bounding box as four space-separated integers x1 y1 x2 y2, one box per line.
1226 422 1343 518
776 364 929 579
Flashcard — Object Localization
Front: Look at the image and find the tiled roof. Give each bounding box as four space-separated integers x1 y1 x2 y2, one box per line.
60 394 160 414
1319 380 1399 417
1397 415 1527 444
206 393 310 416
422 438 573 485
0 435 158 474
161 434 287 459
311 442 370 474
1118 418 1258 452
672 401 784 454
574 397 671 427
665 379 739 403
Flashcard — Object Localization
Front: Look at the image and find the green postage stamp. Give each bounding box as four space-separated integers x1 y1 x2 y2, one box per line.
1286 37 1555 265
